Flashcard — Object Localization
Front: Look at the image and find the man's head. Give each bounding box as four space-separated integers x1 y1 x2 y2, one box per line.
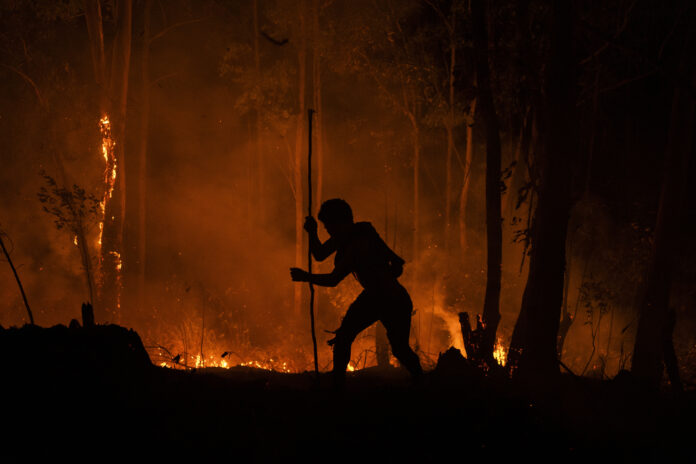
318 198 353 237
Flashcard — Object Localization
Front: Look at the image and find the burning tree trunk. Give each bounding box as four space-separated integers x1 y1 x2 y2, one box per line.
471 0 502 362
632 75 693 391
85 0 133 321
293 1 307 317
512 0 576 383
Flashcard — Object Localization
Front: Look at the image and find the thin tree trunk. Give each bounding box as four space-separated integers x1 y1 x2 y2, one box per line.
556 250 572 357
294 2 307 317
312 0 324 210
458 98 476 255
444 11 456 252
85 0 107 105
254 0 264 224
409 110 421 343
410 113 420 281
137 0 152 315
76 220 96 306
376 189 391 366
0 234 34 325
472 0 502 362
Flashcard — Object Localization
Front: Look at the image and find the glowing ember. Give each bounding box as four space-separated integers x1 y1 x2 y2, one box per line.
111 251 122 271
97 222 103 246
73 235 78 246
493 337 507 367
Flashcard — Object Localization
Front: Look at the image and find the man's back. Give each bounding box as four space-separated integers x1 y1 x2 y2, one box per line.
334 222 403 290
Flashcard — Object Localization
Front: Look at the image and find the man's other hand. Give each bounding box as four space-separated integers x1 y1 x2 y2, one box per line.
304 216 318 233
290 267 309 282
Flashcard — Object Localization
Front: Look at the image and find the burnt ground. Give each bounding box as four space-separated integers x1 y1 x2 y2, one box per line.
1 323 694 462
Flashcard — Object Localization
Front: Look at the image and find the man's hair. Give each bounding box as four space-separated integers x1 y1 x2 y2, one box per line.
318 198 353 225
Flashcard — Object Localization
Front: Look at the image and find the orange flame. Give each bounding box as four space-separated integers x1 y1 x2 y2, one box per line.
97 114 115 252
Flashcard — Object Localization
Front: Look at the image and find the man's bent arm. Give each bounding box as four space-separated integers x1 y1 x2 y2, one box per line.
309 232 336 261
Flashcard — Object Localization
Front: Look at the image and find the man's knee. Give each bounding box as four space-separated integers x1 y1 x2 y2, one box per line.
332 326 357 347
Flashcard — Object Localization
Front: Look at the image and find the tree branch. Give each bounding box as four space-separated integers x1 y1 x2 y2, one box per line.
1 63 45 107
149 18 204 44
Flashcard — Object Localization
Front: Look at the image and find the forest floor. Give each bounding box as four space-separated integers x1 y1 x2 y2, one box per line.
2 323 694 462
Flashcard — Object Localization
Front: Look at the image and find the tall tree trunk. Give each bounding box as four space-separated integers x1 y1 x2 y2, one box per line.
444 11 456 252
85 0 107 105
85 0 132 321
294 1 307 317
136 0 152 316
458 98 476 255
376 150 391 366
503 108 531 220
471 0 502 362
557 249 573 356
632 81 694 390
312 0 324 210
99 0 132 322
514 0 575 382
409 112 420 280
408 109 421 343
253 0 264 224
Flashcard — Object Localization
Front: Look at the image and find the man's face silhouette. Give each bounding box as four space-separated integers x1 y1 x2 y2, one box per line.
322 220 351 239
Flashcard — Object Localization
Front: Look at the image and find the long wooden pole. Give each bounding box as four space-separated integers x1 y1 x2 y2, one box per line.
308 109 319 379
0 233 34 325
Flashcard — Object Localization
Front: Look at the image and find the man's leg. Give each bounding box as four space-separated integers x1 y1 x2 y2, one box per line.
331 292 378 387
382 288 423 379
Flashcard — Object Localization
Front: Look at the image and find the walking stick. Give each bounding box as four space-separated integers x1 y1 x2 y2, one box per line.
307 108 319 380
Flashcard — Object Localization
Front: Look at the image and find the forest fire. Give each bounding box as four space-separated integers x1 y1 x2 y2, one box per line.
2 0 695 458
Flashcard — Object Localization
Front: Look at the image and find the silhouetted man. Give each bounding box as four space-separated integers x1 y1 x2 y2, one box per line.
290 198 422 388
